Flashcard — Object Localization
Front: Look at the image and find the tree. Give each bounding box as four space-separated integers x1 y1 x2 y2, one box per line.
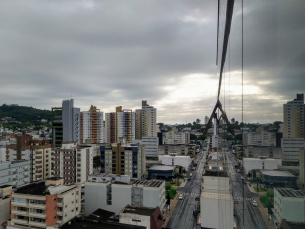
196 118 201 124
197 135 207 141
165 184 171 191
193 121 196 125
190 133 197 140
231 118 235 124
235 121 239 126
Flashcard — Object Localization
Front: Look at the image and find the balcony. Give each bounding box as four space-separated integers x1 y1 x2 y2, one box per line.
12 209 28 216
29 212 46 218
29 221 46 228
57 211 63 216
12 202 28 207
28 203 46 210
57 202 63 207
12 218 29 225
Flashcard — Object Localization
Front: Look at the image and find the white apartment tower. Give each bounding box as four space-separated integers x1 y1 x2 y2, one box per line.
62 99 80 144
80 105 104 144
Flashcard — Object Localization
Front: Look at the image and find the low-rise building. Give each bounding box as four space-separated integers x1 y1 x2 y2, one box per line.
100 143 146 179
261 170 297 189
159 155 191 170
147 165 175 180
0 160 31 188
85 173 165 215
158 144 195 156
274 188 305 224
243 158 280 174
244 146 282 159
200 169 233 229
8 178 81 229
119 205 163 229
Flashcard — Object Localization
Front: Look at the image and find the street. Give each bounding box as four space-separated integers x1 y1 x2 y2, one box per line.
227 150 269 229
166 150 205 229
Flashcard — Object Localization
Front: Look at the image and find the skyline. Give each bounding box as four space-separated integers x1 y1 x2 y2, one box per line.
1 0 304 124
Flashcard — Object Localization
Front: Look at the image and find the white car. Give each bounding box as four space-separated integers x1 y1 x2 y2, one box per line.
252 200 257 207
179 194 183 200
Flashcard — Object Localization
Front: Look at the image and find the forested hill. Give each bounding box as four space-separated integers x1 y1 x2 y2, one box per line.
0 104 51 122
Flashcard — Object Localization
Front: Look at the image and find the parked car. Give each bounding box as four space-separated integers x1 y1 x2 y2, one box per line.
252 200 257 207
179 194 183 200
237 169 241 173
187 176 191 181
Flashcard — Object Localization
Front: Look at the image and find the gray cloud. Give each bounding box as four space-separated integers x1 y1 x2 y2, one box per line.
0 0 304 124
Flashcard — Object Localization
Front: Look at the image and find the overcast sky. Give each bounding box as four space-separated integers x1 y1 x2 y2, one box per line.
1 0 304 124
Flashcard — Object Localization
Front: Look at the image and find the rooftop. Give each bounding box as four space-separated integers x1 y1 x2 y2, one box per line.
59 220 146 229
276 188 305 198
201 191 232 200
131 179 164 188
14 181 77 196
46 177 63 181
0 185 12 189
261 170 295 177
148 165 175 171
121 205 157 216
86 208 115 221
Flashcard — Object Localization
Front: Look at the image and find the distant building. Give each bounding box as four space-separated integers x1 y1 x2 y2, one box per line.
100 143 146 179
80 105 104 144
119 205 163 229
164 127 190 145
244 146 282 159
204 116 209 124
283 93 304 139
0 161 30 188
133 137 159 158
52 99 80 147
159 155 191 170
147 165 175 180
51 142 93 184
261 170 297 189
135 100 157 140
243 158 279 174
0 185 12 226
85 173 166 215
5 134 51 182
8 178 81 228
158 144 195 156
299 148 305 186
281 138 304 163
243 126 275 146
105 106 135 144
274 188 305 224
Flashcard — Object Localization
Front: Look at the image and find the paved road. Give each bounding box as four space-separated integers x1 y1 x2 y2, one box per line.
166 150 206 229
227 151 269 229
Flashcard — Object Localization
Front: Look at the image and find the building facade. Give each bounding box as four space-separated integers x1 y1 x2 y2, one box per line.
85 173 165 216
135 101 157 140
51 142 93 184
5 134 52 182
80 105 104 144
8 178 81 228
164 127 190 145
100 143 146 179
283 94 304 139
159 155 191 170
243 158 279 174
133 137 159 158
0 161 31 188
52 99 80 147
244 146 282 159
274 188 305 224
281 138 304 163
105 106 135 144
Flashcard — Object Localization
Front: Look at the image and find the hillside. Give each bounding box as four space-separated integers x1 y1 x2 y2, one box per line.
0 104 51 123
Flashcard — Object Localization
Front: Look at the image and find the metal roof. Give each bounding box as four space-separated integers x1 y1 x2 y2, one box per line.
276 188 305 198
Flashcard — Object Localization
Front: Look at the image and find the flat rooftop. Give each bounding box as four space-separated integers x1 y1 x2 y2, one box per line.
261 170 295 177
276 188 305 198
121 205 157 216
148 165 175 171
89 173 117 178
14 182 77 196
243 158 277 161
59 220 146 229
0 185 12 189
86 208 115 221
131 179 164 188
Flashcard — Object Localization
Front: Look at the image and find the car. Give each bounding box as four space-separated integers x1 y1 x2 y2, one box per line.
252 200 257 207
241 176 244 180
187 176 191 181
179 194 183 200
237 169 241 173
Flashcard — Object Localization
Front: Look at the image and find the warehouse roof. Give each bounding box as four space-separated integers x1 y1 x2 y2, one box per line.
276 188 305 198
261 170 295 177
148 165 175 171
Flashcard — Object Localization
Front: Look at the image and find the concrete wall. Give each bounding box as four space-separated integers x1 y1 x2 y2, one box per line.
243 159 278 174
119 213 150 229
0 198 10 225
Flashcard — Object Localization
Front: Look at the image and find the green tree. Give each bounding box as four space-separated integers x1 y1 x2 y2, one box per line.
165 184 171 191
190 133 197 140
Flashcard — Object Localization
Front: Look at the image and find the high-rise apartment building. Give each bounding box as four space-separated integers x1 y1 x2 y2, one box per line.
105 106 135 144
52 99 80 147
283 93 304 139
80 105 104 144
204 116 209 124
5 134 52 182
135 100 157 140
100 143 146 179
51 142 93 184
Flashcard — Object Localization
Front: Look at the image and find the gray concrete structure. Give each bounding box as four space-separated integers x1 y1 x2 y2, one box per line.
244 146 282 159
62 99 80 144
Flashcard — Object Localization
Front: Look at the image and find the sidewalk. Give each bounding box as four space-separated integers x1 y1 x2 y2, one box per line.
256 197 274 229
247 182 267 195
171 178 187 188
162 191 180 228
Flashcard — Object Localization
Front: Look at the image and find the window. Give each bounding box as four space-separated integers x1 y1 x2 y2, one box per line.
54 207 57 210
54 198 57 201
54 216 57 219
